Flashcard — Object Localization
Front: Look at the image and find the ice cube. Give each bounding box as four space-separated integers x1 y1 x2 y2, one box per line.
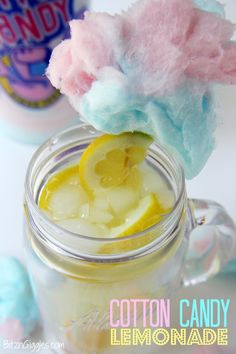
107 186 139 215
93 197 110 211
57 219 102 237
49 185 88 220
79 203 90 219
141 163 175 209
89 206 114 224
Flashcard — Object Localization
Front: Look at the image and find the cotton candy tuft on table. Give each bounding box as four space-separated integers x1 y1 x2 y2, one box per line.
0 257 39 342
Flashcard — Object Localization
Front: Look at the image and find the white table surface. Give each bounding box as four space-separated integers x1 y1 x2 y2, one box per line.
0 1 236 353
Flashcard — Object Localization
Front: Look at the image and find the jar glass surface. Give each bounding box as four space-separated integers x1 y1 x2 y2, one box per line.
24 124 192 354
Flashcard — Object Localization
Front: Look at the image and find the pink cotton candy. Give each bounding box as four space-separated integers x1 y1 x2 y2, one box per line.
47 11 122 96
184 9 236 83
123 0 193 94
48 38 93 96
124 0 236 94
69 13 121 72
0 319 24 341
47 0 236 100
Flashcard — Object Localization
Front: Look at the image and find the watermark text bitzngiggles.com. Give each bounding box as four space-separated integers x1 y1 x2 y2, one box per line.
1 340 65 352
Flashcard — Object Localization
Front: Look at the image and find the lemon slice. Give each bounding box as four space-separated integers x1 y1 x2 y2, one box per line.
99 193 168 254
79 132 153 197
111 193 166 238
39 165 79 209
39 165 88 220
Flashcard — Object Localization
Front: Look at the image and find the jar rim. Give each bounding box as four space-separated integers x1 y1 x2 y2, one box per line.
24 124 186 261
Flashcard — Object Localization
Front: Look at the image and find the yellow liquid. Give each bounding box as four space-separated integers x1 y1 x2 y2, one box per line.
27 162 184 354
39 162 175 240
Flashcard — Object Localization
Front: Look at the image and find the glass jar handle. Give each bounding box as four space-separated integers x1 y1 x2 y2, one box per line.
182 199 236 287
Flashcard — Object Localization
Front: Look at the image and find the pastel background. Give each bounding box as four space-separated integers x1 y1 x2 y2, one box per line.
0 1 236 353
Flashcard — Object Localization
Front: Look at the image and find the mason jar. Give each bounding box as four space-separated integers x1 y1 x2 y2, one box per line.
24 124 236 354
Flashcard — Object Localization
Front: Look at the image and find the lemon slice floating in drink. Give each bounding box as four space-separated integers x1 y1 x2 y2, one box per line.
111 193 164 238
79 132 153 197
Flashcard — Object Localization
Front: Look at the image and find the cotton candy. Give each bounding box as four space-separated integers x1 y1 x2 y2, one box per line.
78 76 215 178
47 0 236 178
193 0 224 16
0 257 39 341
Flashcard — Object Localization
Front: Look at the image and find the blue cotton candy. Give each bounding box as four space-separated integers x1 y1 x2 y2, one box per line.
194 0 225 16
221 259 236 274
148 82 217 179
0 257 39 339
78 69 148 134
79 77 216 179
